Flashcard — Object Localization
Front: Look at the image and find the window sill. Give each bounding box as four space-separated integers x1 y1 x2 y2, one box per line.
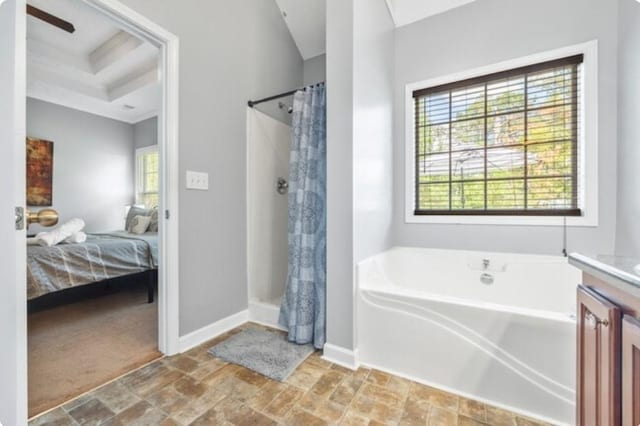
405 213 598 227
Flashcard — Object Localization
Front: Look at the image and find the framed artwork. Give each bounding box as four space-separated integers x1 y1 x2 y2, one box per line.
26 137 54 206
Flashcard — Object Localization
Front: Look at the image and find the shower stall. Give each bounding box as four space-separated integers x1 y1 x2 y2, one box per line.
247 84 327 347
246 106 292 328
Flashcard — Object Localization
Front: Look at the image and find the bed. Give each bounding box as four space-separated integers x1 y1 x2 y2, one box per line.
27 231 158 301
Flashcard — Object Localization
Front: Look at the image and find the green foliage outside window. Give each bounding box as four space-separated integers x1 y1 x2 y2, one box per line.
415 60 580 215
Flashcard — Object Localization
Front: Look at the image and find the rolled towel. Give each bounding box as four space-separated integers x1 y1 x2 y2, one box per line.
35 231 59 247
35 218 86 247
65 231 87 244
59 218 85 235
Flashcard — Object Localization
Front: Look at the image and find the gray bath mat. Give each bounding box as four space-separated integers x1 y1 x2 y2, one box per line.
208 327 314 381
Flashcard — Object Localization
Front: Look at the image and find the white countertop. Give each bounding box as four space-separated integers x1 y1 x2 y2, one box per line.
569 253 640 290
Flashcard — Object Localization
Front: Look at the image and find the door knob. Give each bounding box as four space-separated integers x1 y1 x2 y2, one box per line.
26 208 59 228
585 311 609 329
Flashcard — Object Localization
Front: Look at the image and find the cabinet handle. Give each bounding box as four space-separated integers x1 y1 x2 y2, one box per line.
585 311 609 329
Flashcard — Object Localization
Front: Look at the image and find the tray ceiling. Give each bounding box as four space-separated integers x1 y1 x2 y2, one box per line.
27 0 160 124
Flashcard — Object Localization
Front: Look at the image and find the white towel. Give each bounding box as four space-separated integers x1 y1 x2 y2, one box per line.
36 218 86 247
65 231 87 244
59 218 85 235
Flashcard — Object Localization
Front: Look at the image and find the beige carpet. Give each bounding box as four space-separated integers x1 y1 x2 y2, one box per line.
28 285 161 418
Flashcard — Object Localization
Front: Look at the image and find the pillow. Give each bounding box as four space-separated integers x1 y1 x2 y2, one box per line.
148 207 159 232
125 206 149 231
128 215 151 235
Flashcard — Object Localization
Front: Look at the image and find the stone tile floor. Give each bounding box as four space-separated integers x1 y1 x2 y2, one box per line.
30 323 553 426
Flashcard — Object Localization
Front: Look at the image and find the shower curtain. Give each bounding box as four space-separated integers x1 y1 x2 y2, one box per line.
279 84 327 349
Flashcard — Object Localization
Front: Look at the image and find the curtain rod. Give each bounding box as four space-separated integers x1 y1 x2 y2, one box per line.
247 82 325 108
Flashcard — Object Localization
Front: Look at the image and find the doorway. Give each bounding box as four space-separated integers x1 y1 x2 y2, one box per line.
0 0 179 423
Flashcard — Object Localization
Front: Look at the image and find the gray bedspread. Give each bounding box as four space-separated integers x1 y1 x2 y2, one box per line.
27 231 158 300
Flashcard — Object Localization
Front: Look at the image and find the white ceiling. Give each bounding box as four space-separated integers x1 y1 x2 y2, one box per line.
388 0 478 27
27 0 160 124
276 0 479 60
275 0 326 60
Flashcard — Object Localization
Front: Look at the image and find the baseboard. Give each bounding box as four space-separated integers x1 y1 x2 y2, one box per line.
178 310 249 353
322 343 359 370
248 300 286 331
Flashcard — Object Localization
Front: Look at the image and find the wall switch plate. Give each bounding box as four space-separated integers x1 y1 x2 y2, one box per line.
186 170 209 190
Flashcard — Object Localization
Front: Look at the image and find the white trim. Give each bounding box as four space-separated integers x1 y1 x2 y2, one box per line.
248 300 287 331
12 0 27 424
178 310 249 353
131 110 159 125
83 0 181 355
383 0 397 26
360 360 570 426
322 344 359 370
404 40 599 227
135 145 159 156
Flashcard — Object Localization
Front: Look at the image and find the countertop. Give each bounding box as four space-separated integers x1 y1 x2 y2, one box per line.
569 253 640 296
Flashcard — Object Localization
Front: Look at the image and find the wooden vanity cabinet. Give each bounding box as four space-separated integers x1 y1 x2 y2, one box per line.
577 285 622 426
622 315 640 426
576 272 640 426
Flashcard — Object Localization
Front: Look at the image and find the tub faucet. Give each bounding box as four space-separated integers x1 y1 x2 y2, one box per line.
482 259 490 270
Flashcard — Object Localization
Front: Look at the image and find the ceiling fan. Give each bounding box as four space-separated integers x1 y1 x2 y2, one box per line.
27 4 75 33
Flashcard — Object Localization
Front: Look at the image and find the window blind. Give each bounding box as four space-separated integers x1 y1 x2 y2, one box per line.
413 54 583 216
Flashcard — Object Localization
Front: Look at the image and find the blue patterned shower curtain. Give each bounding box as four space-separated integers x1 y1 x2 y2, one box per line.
279 84 327 349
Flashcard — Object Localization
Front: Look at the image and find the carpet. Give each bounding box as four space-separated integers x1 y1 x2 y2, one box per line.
28 284 161 418
209 327 314 381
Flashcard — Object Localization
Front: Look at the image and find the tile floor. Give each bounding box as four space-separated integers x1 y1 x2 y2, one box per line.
30 323 553 426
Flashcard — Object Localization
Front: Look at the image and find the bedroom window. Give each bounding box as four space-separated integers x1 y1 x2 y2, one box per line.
136 146 159 208
405 42 599 226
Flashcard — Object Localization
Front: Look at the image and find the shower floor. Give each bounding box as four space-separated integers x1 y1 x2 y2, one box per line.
248 297 284 330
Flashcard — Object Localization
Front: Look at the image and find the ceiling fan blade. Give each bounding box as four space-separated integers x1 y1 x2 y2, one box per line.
27 4 75 34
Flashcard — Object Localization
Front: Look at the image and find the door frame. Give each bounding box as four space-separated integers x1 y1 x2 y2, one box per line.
4 0 179 422
1 1 27 424
81 0 181 356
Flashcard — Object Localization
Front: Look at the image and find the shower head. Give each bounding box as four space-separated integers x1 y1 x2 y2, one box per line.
278 101 293 114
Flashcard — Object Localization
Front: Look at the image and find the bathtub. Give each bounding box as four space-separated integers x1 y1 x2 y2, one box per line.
357 247 581 425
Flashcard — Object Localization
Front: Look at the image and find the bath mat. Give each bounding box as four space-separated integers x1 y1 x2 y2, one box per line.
208 327 314 381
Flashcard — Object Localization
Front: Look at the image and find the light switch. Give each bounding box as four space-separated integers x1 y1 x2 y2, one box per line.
186 170 209 190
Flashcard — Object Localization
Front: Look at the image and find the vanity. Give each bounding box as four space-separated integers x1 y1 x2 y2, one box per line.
569 253 640 426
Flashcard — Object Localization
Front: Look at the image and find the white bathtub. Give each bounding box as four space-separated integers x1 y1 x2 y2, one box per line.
357 247 581 425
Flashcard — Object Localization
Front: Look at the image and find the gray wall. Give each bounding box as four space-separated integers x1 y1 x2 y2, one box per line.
326 0 355 350
133 116 158 149
303 54 326 86
393 0 619 256
26 98 134 234
252 0 303 126
117 0 303 336
325 0 394 351
353 3 394 264
615 0 640 258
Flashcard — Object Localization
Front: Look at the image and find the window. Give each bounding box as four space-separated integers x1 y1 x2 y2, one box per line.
136 146 159 208
412 55 583 218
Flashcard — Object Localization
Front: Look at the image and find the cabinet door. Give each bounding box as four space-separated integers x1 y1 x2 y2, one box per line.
577 285 622 426
623 315 640 426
